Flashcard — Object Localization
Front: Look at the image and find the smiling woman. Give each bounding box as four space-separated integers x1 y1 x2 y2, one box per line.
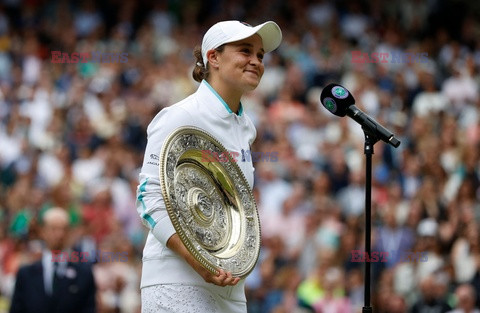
192 21 281 114
136 20 282 313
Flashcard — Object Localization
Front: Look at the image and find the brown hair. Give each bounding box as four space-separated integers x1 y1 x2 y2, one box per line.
192 45 225 82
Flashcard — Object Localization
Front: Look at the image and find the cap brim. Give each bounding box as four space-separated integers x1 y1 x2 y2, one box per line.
223 21 282 53
254 21 282 53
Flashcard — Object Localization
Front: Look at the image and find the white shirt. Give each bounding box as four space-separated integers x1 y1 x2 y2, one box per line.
42 250 68 295
135 80 256 301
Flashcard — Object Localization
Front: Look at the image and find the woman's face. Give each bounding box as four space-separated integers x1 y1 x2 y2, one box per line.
210 34 265 93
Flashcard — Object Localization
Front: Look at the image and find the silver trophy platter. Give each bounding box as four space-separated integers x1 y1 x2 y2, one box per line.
159 126 261 278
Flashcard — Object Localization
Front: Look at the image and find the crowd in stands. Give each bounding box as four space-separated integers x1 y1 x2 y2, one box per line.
0 0 480 312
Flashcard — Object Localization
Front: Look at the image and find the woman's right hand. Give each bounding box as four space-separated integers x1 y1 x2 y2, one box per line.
166 233 240 287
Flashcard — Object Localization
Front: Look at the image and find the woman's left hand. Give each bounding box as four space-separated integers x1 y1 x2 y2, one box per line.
167 233 241 286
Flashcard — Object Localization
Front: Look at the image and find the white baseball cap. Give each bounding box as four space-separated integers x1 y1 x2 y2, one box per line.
201 20 282 66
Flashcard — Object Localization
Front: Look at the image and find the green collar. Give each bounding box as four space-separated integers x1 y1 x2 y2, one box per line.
203 80 243 116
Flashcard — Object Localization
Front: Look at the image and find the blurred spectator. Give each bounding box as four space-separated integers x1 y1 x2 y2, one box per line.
412 67 448 118
447 284 480 313
374 206 414 269
9 207 96 313
410 275 452 313
261 180 310 258
336 170 365 218
256 162 293 218
262 265 305 313
93 234 140 313
312 267 351 313
81 181 119 245
415 218 446 281
451 221 480 284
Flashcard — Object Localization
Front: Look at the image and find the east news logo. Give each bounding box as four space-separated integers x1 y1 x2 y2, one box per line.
51 51 128 64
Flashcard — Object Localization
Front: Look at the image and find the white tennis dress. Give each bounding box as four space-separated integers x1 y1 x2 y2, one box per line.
141 284 248 312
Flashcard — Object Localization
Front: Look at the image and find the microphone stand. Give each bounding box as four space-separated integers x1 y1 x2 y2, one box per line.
362 127 378 313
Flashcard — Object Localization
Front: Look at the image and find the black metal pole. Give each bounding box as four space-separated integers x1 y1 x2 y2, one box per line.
363 132 375 313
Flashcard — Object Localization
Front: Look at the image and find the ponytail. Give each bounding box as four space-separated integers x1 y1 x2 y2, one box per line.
192 44 225 82
192 46 207 82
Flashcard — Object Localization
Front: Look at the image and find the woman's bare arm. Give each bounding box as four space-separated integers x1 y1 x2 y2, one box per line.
166 233 240 286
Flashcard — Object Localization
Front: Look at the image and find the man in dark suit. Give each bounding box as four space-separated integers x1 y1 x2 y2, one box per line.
9 207 96 313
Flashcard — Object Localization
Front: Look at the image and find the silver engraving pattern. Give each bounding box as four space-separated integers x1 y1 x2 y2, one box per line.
159 127 261 278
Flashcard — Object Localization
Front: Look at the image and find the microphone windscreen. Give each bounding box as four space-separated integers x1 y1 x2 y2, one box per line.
320 83 355 117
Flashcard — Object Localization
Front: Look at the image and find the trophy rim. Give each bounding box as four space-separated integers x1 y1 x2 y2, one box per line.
159 126 261 279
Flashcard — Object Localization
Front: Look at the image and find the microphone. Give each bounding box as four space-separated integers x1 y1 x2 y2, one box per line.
320 83 401 148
